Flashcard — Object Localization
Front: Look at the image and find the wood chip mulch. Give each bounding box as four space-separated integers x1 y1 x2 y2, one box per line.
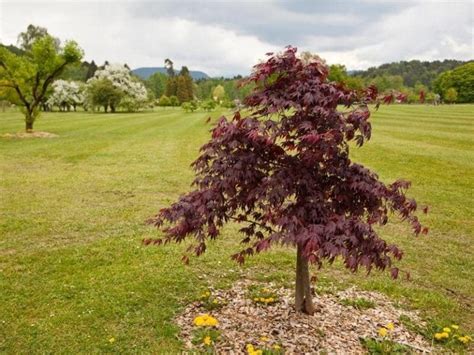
176 280 435 354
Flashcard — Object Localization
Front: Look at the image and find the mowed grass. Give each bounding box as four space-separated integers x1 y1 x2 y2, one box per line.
0 105 473 352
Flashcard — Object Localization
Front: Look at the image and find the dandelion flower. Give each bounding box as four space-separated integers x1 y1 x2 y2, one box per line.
108 337 115 343
457 335 472 343
451 324 459 330
203 336 212 346
434 333 444 340
273 344 281 350
193 314 218 327
443 327 451 333
387 322 395 331
378 328 388 337
259 336 269 342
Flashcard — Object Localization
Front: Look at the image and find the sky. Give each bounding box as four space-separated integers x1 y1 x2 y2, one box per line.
0 0 472 77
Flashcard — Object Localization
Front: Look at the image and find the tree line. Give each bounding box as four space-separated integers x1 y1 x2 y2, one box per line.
1 24 473 132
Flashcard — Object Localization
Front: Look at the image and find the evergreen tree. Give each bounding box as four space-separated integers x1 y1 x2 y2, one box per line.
86 61 98 80
165 77 177 97
176 76 188 103
179 66 194 101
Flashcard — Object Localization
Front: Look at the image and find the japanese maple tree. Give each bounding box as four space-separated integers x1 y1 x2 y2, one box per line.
147 47 427 314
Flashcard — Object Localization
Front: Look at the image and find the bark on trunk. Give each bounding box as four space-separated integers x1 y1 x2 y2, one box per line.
25 120 33 132
295 244 315 314
25 111 34 132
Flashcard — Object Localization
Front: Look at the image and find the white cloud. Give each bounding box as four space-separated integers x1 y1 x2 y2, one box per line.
0 0 472 75
0 1 279 76
303 1 473 69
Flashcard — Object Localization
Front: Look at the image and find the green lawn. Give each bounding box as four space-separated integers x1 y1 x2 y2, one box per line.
0 105 473 352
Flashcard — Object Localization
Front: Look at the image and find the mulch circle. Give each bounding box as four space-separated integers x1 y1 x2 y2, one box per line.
176 280 434 353
1 131 58 138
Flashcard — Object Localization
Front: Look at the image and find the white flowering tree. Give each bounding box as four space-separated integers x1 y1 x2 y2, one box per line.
86 64 148 112
47 80 84 111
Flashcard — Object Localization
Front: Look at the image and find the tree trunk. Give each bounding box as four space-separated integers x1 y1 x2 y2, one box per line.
25 111 34 132
25 120 33 132
295 244 315 314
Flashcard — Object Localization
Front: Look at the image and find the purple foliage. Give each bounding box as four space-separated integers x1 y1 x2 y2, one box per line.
146 47 427 278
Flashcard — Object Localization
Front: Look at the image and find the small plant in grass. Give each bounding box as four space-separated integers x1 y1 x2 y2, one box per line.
192 314 221 351
433 324 472 347
197 289 225 311
248 285 278 305
339 297 376 310
361 322 410 354
246 343 283 355
360 337 410 354
192 327 221 351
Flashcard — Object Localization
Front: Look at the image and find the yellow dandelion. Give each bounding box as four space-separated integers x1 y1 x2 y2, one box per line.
443 327 451 333
260 336 269 342
273 344 281 350
212 299 218 304
451 324 459 330
203 336 212 346
379 328 388 337
108 337 115 343
268 297 275 303
387 322 395 331
193 314 218 327
434 333 444 340
441 332 449 339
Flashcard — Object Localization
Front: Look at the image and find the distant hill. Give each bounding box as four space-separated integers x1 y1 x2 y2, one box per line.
351 59 471 88
132 67 209 80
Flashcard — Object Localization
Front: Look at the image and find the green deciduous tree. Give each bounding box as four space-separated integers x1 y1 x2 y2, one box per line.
86 78 123 112
169 95 180 106
17 24 58 51
370 75 404 93
444 87 458 104
0 32 83 131
328 64 347 83
146 72 167 99
433 63 474 103
201 99 216 111
181 100 198 112
212 84 225 102
158 95 171 107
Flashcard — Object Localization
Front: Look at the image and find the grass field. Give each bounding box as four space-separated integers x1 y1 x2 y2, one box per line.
1 105 473 352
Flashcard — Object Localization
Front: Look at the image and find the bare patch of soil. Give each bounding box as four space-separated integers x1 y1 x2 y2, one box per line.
1 131 59 139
